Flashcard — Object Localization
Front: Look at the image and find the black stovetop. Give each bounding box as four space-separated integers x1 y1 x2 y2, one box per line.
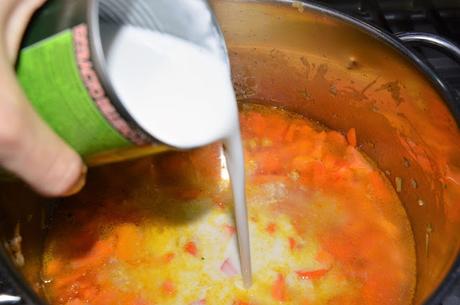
1 1 460 304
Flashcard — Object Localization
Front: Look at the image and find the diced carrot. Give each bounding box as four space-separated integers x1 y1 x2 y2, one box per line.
368 171 391 201
322 154 342 171
327 131 348 147
362 277 384 305
311 161 326 186
291 156 312 172
256 152 282 174
346 128 357 147
266 223 277 234
80 285 98 300
296 269 329 280
272 273 286 301
265 116 289 141
114 224 142 261
289 237 296 251
161 280 176 296
315 250 333 265
184 241 198 256
321 236 355 263
284 124 297 142
162 252 175 264
246 112 268 136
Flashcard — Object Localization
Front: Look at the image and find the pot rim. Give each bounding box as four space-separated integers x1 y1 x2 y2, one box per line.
1 1 460 304
273 0 460 124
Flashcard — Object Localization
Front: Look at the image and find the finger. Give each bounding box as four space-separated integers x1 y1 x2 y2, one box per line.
1 0 47 62
0 61 86 197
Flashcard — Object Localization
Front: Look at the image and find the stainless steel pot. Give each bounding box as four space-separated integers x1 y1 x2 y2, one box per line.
2 0 460 304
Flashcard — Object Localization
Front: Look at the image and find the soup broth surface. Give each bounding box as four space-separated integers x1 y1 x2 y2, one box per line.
42 103 416 305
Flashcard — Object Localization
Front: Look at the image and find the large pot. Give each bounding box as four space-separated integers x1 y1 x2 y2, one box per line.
2 0 460 304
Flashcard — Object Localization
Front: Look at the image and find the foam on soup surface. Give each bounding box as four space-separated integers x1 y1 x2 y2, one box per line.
42 103 415 305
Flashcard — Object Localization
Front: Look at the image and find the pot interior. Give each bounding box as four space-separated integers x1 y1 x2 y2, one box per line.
2 1 460 304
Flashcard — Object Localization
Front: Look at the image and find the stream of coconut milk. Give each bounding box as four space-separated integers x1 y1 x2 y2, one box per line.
103 25 252 288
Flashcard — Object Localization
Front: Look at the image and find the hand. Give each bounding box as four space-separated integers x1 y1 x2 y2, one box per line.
0 0 86 196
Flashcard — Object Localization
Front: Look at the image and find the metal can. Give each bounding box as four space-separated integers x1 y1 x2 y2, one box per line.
17 0 226 166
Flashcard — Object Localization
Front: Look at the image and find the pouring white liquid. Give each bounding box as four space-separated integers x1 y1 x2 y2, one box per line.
104 25 252 287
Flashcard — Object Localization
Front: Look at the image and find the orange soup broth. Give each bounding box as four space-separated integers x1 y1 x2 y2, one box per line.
42 103 416 305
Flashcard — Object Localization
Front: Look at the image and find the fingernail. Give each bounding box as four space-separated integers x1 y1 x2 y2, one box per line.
62 165 87 197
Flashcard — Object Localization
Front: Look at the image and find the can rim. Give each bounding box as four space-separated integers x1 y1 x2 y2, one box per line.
87 0 157 146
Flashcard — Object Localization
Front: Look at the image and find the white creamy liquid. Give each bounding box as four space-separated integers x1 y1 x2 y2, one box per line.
105 25 252 287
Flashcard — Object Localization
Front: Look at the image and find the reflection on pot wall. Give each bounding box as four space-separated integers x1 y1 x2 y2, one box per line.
1 1 460 305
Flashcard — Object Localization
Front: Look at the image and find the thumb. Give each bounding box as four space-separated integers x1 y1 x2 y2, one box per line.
0 63 86 197
2 0 48 63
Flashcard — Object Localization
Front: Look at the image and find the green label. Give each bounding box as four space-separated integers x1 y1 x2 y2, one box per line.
16 26 133 157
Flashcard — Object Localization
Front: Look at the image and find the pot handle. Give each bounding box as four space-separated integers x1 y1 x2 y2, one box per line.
396 32 460 62
0 294 20 304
